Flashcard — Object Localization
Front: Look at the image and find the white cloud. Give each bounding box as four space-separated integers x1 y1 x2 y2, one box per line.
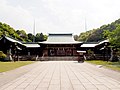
0 0 34 33
0 0 120 35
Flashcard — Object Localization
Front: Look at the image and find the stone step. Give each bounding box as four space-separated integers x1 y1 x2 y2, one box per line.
38 56 78 61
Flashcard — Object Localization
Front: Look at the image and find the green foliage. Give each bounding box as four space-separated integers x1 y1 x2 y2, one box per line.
16 30 28 41
0 22 24 41
35 33 45 42
87 49 94 54
78 29 96 42
87 49 96 60
76 18 120 42
104 25 120 47
28 33 34 42
0 51 6 58
44 35 48 41
0 22 47 42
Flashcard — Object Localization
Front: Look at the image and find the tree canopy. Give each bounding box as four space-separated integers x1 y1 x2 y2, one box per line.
35 33 46 42
75 18 120 42
0 22 47 42
103 25 120 47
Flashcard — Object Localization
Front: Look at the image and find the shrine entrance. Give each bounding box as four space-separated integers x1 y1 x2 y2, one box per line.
39 33 83 57
48 47 73 56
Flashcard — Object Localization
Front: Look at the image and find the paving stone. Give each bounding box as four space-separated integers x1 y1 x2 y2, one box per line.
48 84 60 90
61 87 73 90
50 79 60 84
71 79 81 84
24 85 37 90
36 87 48 90
72 84 86 90
95 84 110 90
83 83 97 89
37 82 49 87
0 61 120 90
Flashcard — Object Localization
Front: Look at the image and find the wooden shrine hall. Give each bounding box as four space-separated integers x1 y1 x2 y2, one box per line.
0 33 109 61
39 33 83 57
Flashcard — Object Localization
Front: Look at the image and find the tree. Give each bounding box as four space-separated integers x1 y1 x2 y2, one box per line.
16 30 28 41
35 33 45 42
43 35 48 41
103 25 120 62
104 25 120 47
28 33 35 42
78 18 120 42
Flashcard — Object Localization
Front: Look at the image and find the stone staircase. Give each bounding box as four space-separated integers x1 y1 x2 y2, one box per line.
38 56 78 61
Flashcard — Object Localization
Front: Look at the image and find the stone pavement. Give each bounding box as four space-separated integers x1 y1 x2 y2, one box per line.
0 62 41 87
0 61 120 90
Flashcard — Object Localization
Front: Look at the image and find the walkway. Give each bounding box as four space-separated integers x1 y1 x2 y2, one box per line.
0 61 120 90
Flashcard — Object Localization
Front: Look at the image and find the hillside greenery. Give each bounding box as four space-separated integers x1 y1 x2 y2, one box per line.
103 25 120 48
1 18 120 45
0 22 47 42
75 18 120 42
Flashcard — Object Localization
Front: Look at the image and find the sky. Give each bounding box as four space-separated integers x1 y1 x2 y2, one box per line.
0 0 120 35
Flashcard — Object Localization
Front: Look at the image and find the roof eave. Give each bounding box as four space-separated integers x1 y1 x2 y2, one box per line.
39 41 82 44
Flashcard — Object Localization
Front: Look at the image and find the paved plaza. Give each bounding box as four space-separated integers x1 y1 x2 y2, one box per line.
0 61 120 90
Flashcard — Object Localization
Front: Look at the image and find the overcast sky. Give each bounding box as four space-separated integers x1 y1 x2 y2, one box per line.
0 0 120 35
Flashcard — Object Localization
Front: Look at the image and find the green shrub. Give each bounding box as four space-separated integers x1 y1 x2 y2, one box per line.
0 51 7 60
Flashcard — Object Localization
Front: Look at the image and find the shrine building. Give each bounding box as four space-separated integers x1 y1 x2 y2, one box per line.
39 33 83 57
